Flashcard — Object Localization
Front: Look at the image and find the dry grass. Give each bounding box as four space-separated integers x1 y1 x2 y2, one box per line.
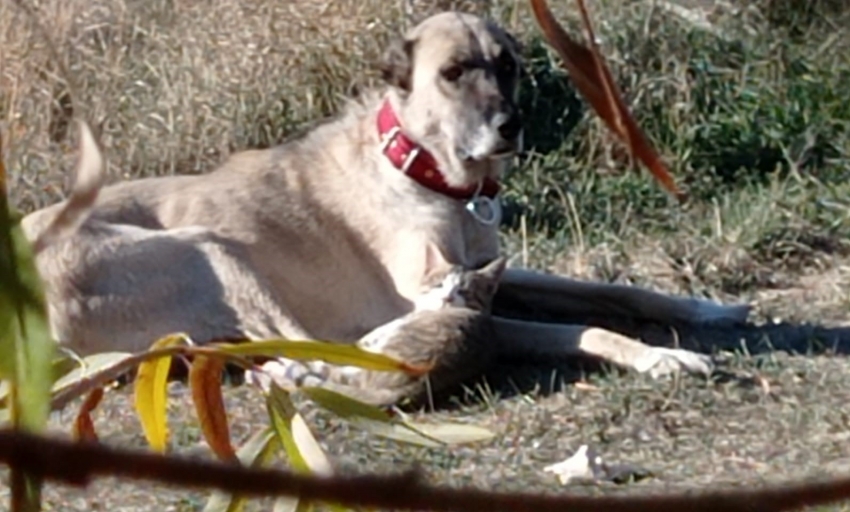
3 0 850 509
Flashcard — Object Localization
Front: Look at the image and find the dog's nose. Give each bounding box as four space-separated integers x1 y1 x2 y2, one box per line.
498 112 522 141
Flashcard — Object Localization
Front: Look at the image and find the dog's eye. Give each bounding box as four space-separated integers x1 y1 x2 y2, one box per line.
441 64 464 82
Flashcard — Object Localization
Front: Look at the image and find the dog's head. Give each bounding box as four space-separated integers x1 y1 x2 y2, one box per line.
381 12 523 187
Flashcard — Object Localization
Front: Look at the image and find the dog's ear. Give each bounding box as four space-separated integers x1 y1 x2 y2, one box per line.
503 31 523 56
380 37 416 93
423 242 451 277
502 32 527 80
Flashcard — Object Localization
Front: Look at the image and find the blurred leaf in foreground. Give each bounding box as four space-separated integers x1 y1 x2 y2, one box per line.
266 383 333 512
0 117 65 511
203 427 280 512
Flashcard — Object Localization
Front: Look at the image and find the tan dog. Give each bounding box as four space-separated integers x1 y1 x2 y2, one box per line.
21 12 749 381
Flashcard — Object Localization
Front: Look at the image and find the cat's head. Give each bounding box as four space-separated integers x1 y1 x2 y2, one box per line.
415 244 507 312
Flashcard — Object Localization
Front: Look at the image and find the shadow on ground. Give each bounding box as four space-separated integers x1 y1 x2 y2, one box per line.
421 298 850 410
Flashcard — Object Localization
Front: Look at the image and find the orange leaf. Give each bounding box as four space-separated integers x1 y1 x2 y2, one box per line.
529 0 686 202
190 355 237 462
73 387 104 443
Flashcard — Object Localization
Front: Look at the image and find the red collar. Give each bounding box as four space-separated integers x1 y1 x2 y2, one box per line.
376 100 500 201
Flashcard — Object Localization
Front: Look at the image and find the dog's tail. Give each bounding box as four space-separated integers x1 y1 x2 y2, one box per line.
30 120 105 255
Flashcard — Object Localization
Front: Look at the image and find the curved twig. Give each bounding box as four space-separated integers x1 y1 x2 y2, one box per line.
529 0 687 203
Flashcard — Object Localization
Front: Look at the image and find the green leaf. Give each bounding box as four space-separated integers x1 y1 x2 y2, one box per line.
51 349 185 411
265 384 334 512
203 427 280 512
51 352 135 396
0 352 122 414
0 135 57 511
300 386 396 422
300 386 442 447
301 387 453 448
0 212 55 433
214 339 424 374
266 383 332 475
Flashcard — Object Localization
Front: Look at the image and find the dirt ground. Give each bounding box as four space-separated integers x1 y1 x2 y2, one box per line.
10 269 850 512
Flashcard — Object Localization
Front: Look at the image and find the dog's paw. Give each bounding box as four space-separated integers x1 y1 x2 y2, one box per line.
634 347 714 378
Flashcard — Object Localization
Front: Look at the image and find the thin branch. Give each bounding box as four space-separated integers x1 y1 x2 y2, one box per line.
0 429 849 512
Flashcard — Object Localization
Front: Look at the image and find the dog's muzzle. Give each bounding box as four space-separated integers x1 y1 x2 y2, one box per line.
489 107 523 158
456 105 524 161
497 110 522 142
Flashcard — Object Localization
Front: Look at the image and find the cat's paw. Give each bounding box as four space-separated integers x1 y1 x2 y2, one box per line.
358 317 407 352
245 359 325 391
634 347 714 378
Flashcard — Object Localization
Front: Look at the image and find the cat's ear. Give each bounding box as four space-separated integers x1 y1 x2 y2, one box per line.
478 256 507 282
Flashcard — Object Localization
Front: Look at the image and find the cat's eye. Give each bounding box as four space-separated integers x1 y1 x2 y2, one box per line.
441 64 464 82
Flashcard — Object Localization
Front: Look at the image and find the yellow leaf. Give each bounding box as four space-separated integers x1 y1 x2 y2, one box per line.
190 355 236 462
133 333 189 452
203 427 280 512
214 339 429 376
72 387 104 443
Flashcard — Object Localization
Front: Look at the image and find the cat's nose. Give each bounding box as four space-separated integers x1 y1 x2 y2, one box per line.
444 295 464 307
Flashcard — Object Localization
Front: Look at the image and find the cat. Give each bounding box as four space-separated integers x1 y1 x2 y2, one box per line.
256 246 507 407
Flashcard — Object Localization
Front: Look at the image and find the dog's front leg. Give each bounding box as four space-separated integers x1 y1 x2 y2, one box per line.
490 316 713 378
496 267 750 326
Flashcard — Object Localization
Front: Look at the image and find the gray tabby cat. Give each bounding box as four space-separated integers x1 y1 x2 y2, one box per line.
259 246 507 406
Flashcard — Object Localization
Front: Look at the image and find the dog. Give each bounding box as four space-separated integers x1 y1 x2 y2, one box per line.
21 11 750 384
